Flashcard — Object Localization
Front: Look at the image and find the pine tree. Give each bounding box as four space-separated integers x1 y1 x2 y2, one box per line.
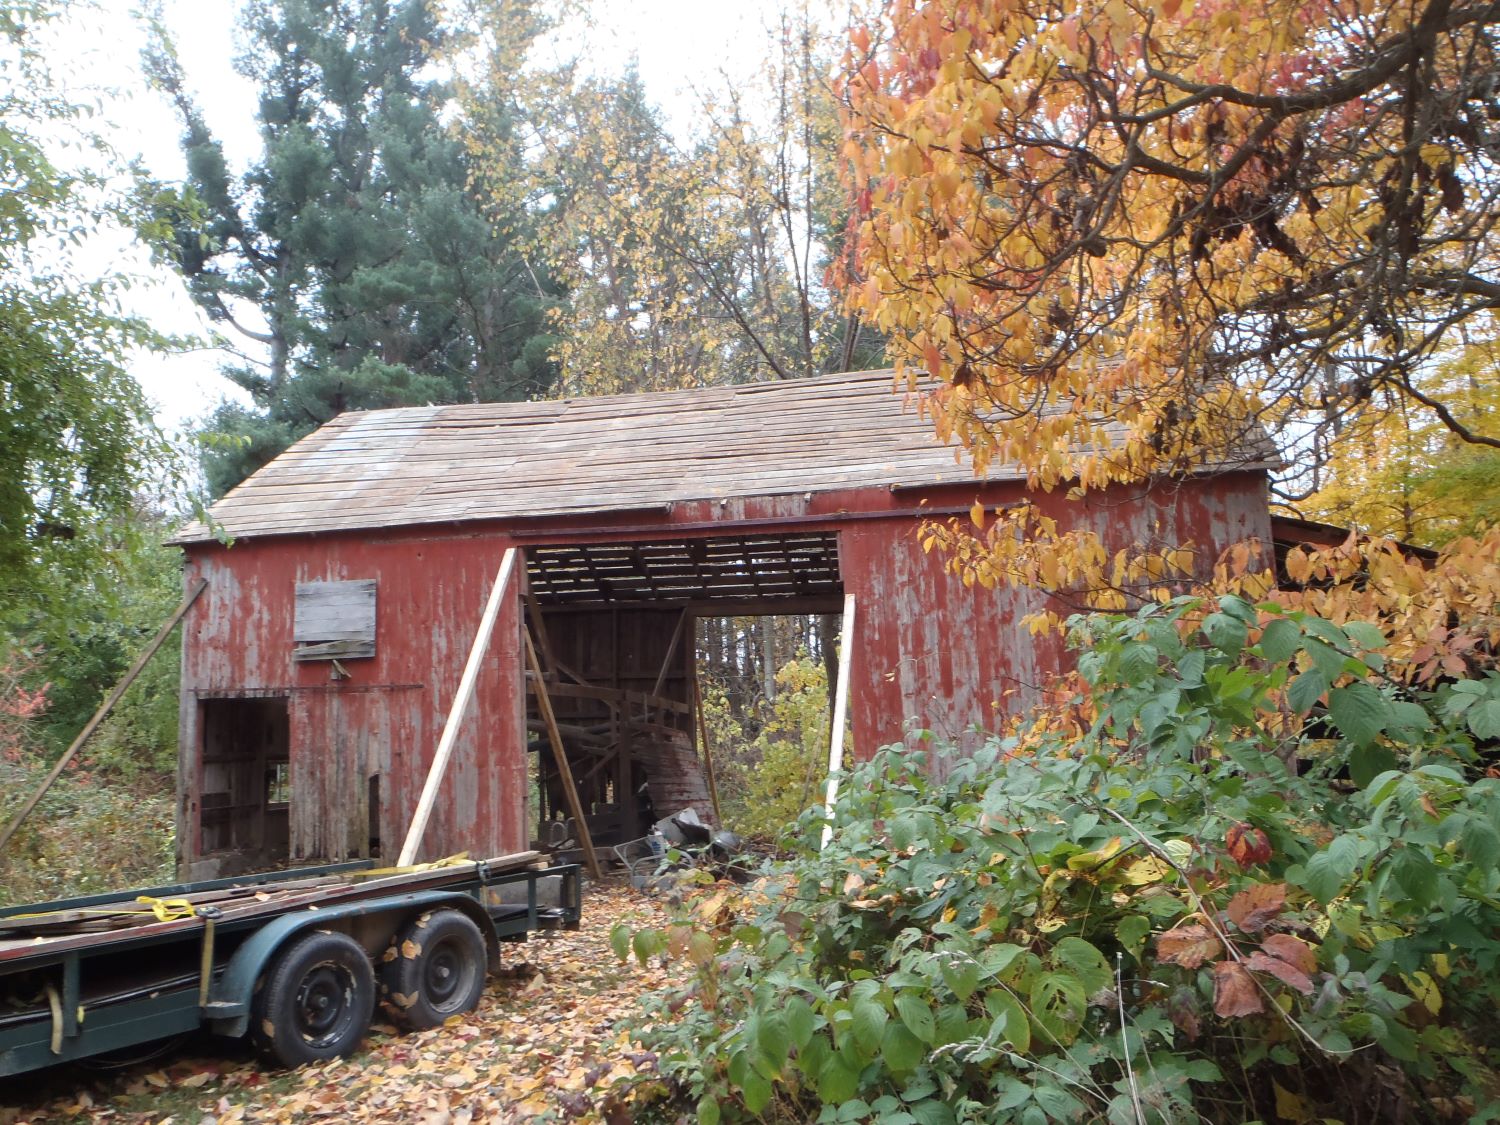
145 0 559 495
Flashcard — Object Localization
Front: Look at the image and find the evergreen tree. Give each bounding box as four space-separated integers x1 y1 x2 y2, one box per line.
145 0 559 495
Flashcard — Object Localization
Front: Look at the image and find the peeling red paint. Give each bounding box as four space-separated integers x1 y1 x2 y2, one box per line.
177 471 1270 875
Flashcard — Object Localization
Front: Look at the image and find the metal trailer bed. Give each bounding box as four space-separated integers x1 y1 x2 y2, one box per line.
0 853 580 1077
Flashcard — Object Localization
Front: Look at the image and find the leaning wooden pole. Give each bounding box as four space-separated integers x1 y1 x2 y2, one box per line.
524 630 602 879
0 577 209 854
399 549 516 866
820 593 857 850
690 671 723 825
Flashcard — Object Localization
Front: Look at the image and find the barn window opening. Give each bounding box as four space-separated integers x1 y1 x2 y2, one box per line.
522 534 843 859
198 696 291 870
293 578 377 661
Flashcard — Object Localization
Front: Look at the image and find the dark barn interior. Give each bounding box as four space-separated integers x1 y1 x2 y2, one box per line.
522 532 843 851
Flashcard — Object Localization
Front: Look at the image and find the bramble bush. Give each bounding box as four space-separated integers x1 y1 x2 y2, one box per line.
614 596 1500 1123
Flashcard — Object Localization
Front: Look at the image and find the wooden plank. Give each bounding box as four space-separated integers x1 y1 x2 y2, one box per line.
398 550 516 866
293 579 377 644
525 630 603 880
820 593 857 850
0 579 209 855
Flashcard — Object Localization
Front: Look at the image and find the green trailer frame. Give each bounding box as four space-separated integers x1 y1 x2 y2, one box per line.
0 856 580 1077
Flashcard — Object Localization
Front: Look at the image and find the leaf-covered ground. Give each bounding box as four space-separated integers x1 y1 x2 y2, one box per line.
0 882 681 1124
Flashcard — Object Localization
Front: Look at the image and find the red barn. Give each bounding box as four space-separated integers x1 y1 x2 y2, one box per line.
171 370 1273 878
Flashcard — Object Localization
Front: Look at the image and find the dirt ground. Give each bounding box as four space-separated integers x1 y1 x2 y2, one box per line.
0 883 684 1125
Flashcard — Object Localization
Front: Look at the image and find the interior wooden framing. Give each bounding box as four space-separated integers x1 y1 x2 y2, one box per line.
522 531 843 854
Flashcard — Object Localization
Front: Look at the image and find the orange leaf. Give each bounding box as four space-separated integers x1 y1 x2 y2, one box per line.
1212 961 1265 1018
1226 882 1286 933
1156 923 1223 968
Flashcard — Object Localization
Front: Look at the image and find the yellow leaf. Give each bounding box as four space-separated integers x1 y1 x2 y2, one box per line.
1273 1079 1315 1123
1120 856 1174 884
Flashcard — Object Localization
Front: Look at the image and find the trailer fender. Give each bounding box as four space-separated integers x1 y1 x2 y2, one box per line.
204 890 496 1038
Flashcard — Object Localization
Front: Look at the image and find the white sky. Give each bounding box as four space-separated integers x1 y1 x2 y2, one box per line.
47 0 794 434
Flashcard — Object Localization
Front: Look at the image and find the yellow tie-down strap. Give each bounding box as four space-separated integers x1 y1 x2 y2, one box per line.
346 852 472 879
7 896 197 925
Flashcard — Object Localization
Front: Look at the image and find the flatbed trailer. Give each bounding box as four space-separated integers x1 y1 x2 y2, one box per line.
0 853 580 1077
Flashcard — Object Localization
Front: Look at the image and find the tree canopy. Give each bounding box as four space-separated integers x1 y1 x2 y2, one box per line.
146 0 560 495
838 0 1500 501
0 0 172 629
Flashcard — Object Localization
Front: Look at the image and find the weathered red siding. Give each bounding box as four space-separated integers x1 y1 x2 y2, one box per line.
177 470 1270 874
178 532 526 877
839 472 1272 768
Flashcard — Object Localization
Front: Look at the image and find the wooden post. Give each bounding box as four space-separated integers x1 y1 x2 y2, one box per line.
399 549 516 866
820 593 856 850
0 578 208 854
690 671 723 825
525 630 603 879
651 609 689 698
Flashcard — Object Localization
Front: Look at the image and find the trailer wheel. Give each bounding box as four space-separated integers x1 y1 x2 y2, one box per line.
380 909 487 1030
252 930 375 1068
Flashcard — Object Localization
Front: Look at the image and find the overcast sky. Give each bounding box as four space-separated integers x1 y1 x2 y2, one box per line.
48 0 793 433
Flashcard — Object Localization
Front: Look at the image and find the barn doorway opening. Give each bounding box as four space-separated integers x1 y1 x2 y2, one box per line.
521 532 843 857
198 696 291 870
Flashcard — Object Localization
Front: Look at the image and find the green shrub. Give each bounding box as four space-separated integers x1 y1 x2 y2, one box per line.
616 596 1500 1123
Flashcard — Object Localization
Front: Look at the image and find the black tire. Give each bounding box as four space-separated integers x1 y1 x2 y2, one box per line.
379 909 488 1030
251 929 375 1068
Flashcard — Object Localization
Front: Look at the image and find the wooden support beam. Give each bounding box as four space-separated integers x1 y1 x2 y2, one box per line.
525 630 603 880
0 578 208 855
691 670 723 826
399 550 516 866
651 609 689 697
820 593 856 850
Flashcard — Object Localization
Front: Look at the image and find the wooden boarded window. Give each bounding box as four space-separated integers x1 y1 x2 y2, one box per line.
293 579 377 661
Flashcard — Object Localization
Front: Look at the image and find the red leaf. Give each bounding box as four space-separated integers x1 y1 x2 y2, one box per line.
1156 923 1223 969
1262 933 1316 971
1247 951 1314 995
1212 961 1265 1018
1226 823 1273 868
1226 882 1286 933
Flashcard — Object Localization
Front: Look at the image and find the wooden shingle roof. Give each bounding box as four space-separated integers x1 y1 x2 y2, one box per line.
173 368 1258 544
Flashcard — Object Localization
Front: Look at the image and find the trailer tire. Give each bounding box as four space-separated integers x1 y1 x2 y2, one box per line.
252 930 375 1068
380 909 487 1030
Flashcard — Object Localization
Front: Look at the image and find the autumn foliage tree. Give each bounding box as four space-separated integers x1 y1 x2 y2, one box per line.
838 0 1500 503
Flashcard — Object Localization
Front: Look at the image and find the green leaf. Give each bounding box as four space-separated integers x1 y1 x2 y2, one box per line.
698 1095 721 1125
817 1051 861 1103
757 1011 792 1072
895 994 937 1044
1303 637 1352 681
740 1069 772 1114
908 1101 956 1125
1343 621 1388 651
1028 971 1087 1045
1328 682 1391 745
880 1021 926 1073
940 958 981 1003
631 927 661 967
1258 617 1303 664
608 923 630 962
851 998 888 1052
1468 699 1500 740
1301 835 1359 903
1349 743 1399 788
1288 667 1329 713
1202 612 1248 655
1116 914 1150 962
985 989 1030 1052
1051 936 1112 995
784 996 816 1050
